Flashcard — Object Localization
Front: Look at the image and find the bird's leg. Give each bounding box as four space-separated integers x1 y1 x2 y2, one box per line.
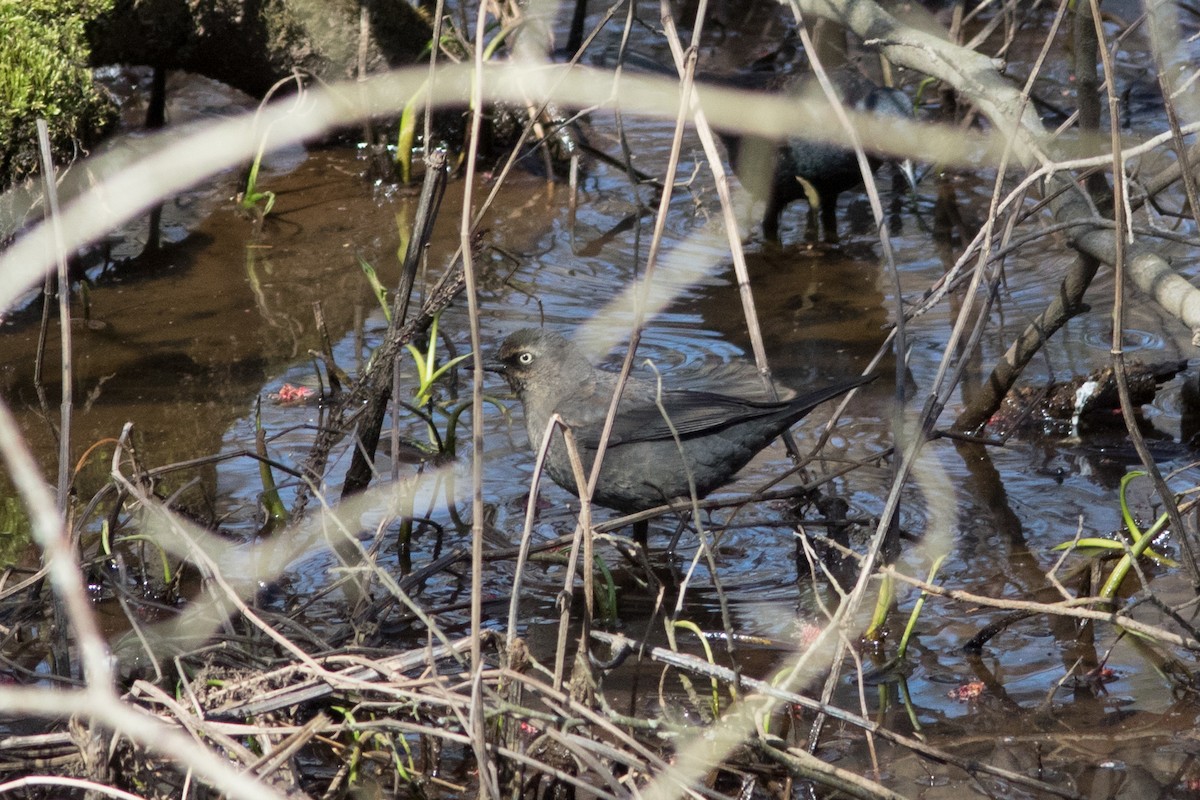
633 519 649 550
820 194 841 243
803 204 821 243
665 516 690 554
761 190 785 243
622 521 663 591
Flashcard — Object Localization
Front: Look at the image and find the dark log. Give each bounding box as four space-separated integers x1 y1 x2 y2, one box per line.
987 360 1189 436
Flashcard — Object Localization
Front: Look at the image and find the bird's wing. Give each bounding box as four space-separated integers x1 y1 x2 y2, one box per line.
581 391 789 446
569 377 872 447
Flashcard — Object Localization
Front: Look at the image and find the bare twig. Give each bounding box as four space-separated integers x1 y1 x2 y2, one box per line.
34 120 72 513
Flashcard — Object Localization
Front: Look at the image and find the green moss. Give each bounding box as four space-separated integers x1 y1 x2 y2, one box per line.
0 496 31 567
0 0 117 187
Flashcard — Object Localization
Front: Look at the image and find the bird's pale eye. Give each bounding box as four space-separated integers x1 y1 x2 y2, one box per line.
517 352 534 365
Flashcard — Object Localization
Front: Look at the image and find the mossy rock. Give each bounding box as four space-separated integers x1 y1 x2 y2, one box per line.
88 0 433 99
0 1 118 188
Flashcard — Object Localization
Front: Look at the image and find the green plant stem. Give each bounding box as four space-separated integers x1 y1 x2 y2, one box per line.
897 553 947 659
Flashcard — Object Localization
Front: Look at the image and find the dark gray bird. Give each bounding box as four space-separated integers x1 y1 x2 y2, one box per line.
488 328 871 544
600 46 916 242
717 68 916 243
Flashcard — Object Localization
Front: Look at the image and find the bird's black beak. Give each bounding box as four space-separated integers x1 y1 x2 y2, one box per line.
478 357 518 395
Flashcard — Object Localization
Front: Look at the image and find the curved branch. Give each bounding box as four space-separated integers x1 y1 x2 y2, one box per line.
801 0 1200 333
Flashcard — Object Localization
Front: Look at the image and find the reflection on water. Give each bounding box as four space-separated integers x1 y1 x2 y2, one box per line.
693 243 893 383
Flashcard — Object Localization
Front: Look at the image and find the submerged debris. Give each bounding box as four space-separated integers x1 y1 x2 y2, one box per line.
988 360 1188 435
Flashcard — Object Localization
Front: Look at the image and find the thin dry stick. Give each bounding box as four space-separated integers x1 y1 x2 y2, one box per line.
788 12 904 288
35 119 72 512
949 0 1070 406
578 9 704 523
496 413 596 691
505 414 569 653
755 740 905 800
657 8 781 407
461 4 496 799
423 0 442 151
878 565 1200 650
1099 0 1128 389
652 0 749 675
0 776 146 800
33 119 76 679
551 425 593 694
781 4 934 753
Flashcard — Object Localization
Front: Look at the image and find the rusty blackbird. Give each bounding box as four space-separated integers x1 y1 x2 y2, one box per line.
600 47 915 242
719 68 916 243
488 328 871 543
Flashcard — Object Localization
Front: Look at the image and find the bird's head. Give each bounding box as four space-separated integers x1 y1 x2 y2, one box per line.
486 328 595 401
864 86 919 192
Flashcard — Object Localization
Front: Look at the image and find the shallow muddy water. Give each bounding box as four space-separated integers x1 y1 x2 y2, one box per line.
4 2 1200 798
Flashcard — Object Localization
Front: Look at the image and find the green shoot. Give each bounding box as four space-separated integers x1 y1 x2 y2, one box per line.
896 553 948 659
592 554 618 625
255 397 287 533
865 569 893 643
100 520 174 585
396 80 428 184
668 619 721 719
236 73 307 222
357 255 392 322
405 312 469 408
1051 470 1180 602
238 138 275 220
